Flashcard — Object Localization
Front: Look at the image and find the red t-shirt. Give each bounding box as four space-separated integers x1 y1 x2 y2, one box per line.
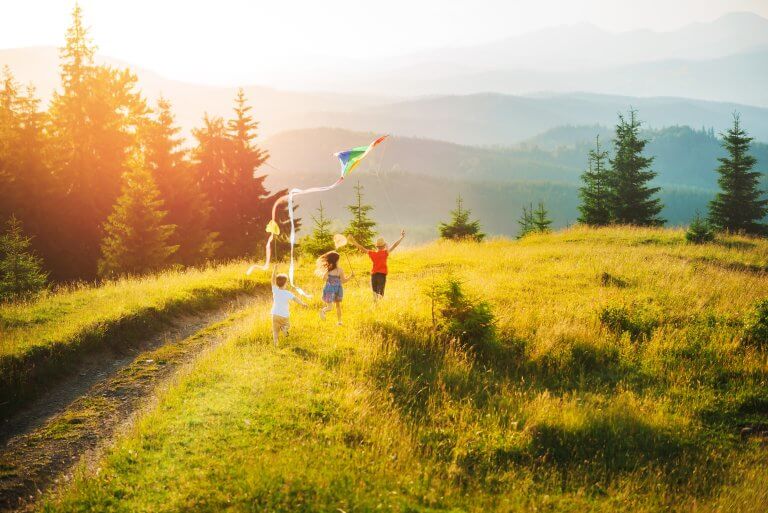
367 249 389 275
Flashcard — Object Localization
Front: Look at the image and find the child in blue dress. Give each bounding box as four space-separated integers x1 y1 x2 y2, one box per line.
316 251 353 325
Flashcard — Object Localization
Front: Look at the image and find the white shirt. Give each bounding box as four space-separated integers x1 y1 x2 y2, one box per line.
271 286 296 318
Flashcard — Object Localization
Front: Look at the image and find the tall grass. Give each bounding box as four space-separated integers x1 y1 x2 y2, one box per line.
0 261 263 417
39 227 768 512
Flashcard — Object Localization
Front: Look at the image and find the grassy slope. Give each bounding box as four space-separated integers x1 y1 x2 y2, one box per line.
41 227 768 512
0 262 262 416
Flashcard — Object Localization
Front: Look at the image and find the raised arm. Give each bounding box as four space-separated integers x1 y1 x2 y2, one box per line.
339 268 354 284
388 229 406 253
271 265 277 286
347 234 369 253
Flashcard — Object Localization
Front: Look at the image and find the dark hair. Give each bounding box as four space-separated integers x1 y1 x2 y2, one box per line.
275 274 288 287
317 251 340 274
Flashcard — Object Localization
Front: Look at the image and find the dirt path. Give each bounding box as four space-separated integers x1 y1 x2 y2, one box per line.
0 294 257 512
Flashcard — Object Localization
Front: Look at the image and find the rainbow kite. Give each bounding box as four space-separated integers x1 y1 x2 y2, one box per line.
248 135 388 297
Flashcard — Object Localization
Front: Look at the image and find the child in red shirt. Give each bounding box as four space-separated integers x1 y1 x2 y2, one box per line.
348 230 405 301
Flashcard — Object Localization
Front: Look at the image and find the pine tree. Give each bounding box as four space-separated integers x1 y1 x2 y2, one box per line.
517 203 534 239
578 135 612 226
532 201 552 233
143 97 219 265
98 156 178 277
225 88 283 257
48 4 147 279
439 195 485 241
344 181 377 247
193 89 289 259
708 114 767 235
302 202 335 257
0 68 56 271
0 215 47 300
686 211 715 244
609 109 665 226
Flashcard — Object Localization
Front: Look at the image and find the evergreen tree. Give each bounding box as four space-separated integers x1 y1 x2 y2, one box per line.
609 110 665 226
708 114 767 235
302 202 335 257
439 195 485 241
686 211 715 244
224 87 272 257
578 135 612 226
0 215 47 300
143 97 219 265
0 68 56 270
532 201 553 233
98 156 178 277
344 181 377 247
517 203 534 239
193 89 289 259
48 4 147 279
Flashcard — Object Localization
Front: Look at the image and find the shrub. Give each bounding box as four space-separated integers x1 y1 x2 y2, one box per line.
743 299 768 349
428 277 495 347
685 212 715 244
599 272 628 288
0 215 48 301
599 305 656 341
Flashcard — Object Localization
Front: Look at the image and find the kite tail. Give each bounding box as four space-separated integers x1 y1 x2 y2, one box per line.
249 177 345 296
248 135 387 295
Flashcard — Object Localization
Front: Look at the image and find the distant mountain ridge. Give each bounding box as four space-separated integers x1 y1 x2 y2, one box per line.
263 126 768 191
2 11 768 144
291 12 768 103
5 45 765 147
295 93 768 145
404 12 768 71
261 127 736 240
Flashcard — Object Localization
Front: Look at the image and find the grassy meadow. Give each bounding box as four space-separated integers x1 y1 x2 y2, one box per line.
33 226 768 511
0 262 262 416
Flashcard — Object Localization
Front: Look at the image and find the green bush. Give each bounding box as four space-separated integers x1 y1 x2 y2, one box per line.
599 305 656 341
685 212 715 244
428 277 495 347
743 299 768 348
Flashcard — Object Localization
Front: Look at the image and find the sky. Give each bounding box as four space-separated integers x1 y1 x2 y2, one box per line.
2 0 768 85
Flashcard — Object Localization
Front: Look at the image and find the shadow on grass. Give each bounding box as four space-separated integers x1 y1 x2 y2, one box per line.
363 318 652 418
362 318 722 497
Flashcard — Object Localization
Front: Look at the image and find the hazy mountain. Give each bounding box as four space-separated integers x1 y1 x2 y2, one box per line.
296 93 768 146
263 126 768 191
345 49 768 106
3 44 767 147
291 12 768 105
261 128 724 241
0 46 390 138
404 12 768 72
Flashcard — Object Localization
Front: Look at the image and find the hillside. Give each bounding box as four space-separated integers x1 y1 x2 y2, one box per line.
297 93 768 145
261 126 766 239
3 47 768 145
265 126 768 188
340 49 768 107
31 227 768 512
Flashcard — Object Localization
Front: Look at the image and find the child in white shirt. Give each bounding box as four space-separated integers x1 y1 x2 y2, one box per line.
271 265 306 347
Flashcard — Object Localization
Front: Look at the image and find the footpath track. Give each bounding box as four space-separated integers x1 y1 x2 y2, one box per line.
0 295 257 512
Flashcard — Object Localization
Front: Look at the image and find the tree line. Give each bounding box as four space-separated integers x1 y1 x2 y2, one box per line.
578 109 767 235
0 5 290 298
418 108 766 246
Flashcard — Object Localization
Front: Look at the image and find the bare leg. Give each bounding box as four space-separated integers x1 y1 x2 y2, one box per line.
320 302 333 320
336 301 343 324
